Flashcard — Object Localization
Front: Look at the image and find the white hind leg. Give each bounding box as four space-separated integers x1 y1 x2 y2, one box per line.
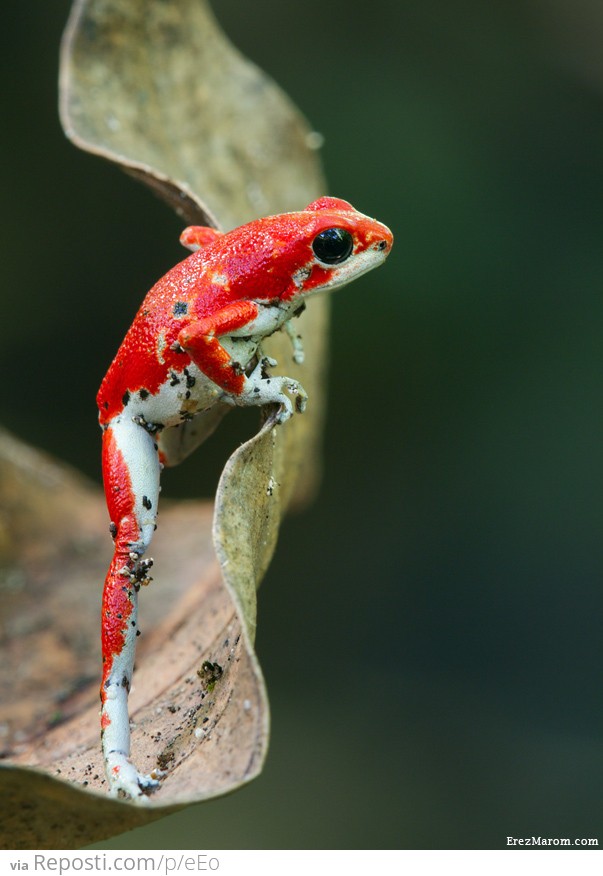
100 416 162 800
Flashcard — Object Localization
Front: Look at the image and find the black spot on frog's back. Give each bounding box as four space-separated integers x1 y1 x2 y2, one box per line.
173 301 189 317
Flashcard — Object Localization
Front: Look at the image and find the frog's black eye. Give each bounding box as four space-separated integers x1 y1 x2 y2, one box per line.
312 227 354 265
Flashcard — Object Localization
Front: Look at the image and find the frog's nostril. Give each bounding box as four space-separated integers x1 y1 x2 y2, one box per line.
377 240 388 251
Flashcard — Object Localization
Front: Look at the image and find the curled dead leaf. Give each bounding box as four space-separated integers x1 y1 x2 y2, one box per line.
1 0 327 848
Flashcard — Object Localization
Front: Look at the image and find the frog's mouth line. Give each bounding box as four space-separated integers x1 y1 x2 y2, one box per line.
306 247 390 297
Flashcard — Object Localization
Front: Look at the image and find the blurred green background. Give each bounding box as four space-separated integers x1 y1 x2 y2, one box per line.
3 0 603 850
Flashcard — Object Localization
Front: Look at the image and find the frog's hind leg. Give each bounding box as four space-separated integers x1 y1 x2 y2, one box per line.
100 416 161 800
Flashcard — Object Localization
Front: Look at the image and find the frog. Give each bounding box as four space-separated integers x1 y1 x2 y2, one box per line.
97 196 393 799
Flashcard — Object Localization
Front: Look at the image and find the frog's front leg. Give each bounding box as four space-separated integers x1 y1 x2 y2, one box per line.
179 224 223 252
178 301 308 423
100 415 161 800
283 318 305 365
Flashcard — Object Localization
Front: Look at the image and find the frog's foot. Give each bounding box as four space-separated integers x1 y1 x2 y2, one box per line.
275 378 308 422
236 357 308 423
106 752 164 802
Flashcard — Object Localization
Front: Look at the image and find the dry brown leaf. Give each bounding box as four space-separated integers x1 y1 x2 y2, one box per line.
0 0 328 849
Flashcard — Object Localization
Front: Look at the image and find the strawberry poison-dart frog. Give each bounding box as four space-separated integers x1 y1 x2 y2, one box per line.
97 197 393 798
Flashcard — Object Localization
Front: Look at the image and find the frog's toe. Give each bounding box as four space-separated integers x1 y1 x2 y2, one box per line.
106 755 164 802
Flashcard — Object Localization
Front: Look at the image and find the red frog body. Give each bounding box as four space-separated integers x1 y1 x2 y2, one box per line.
97 197 393 799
